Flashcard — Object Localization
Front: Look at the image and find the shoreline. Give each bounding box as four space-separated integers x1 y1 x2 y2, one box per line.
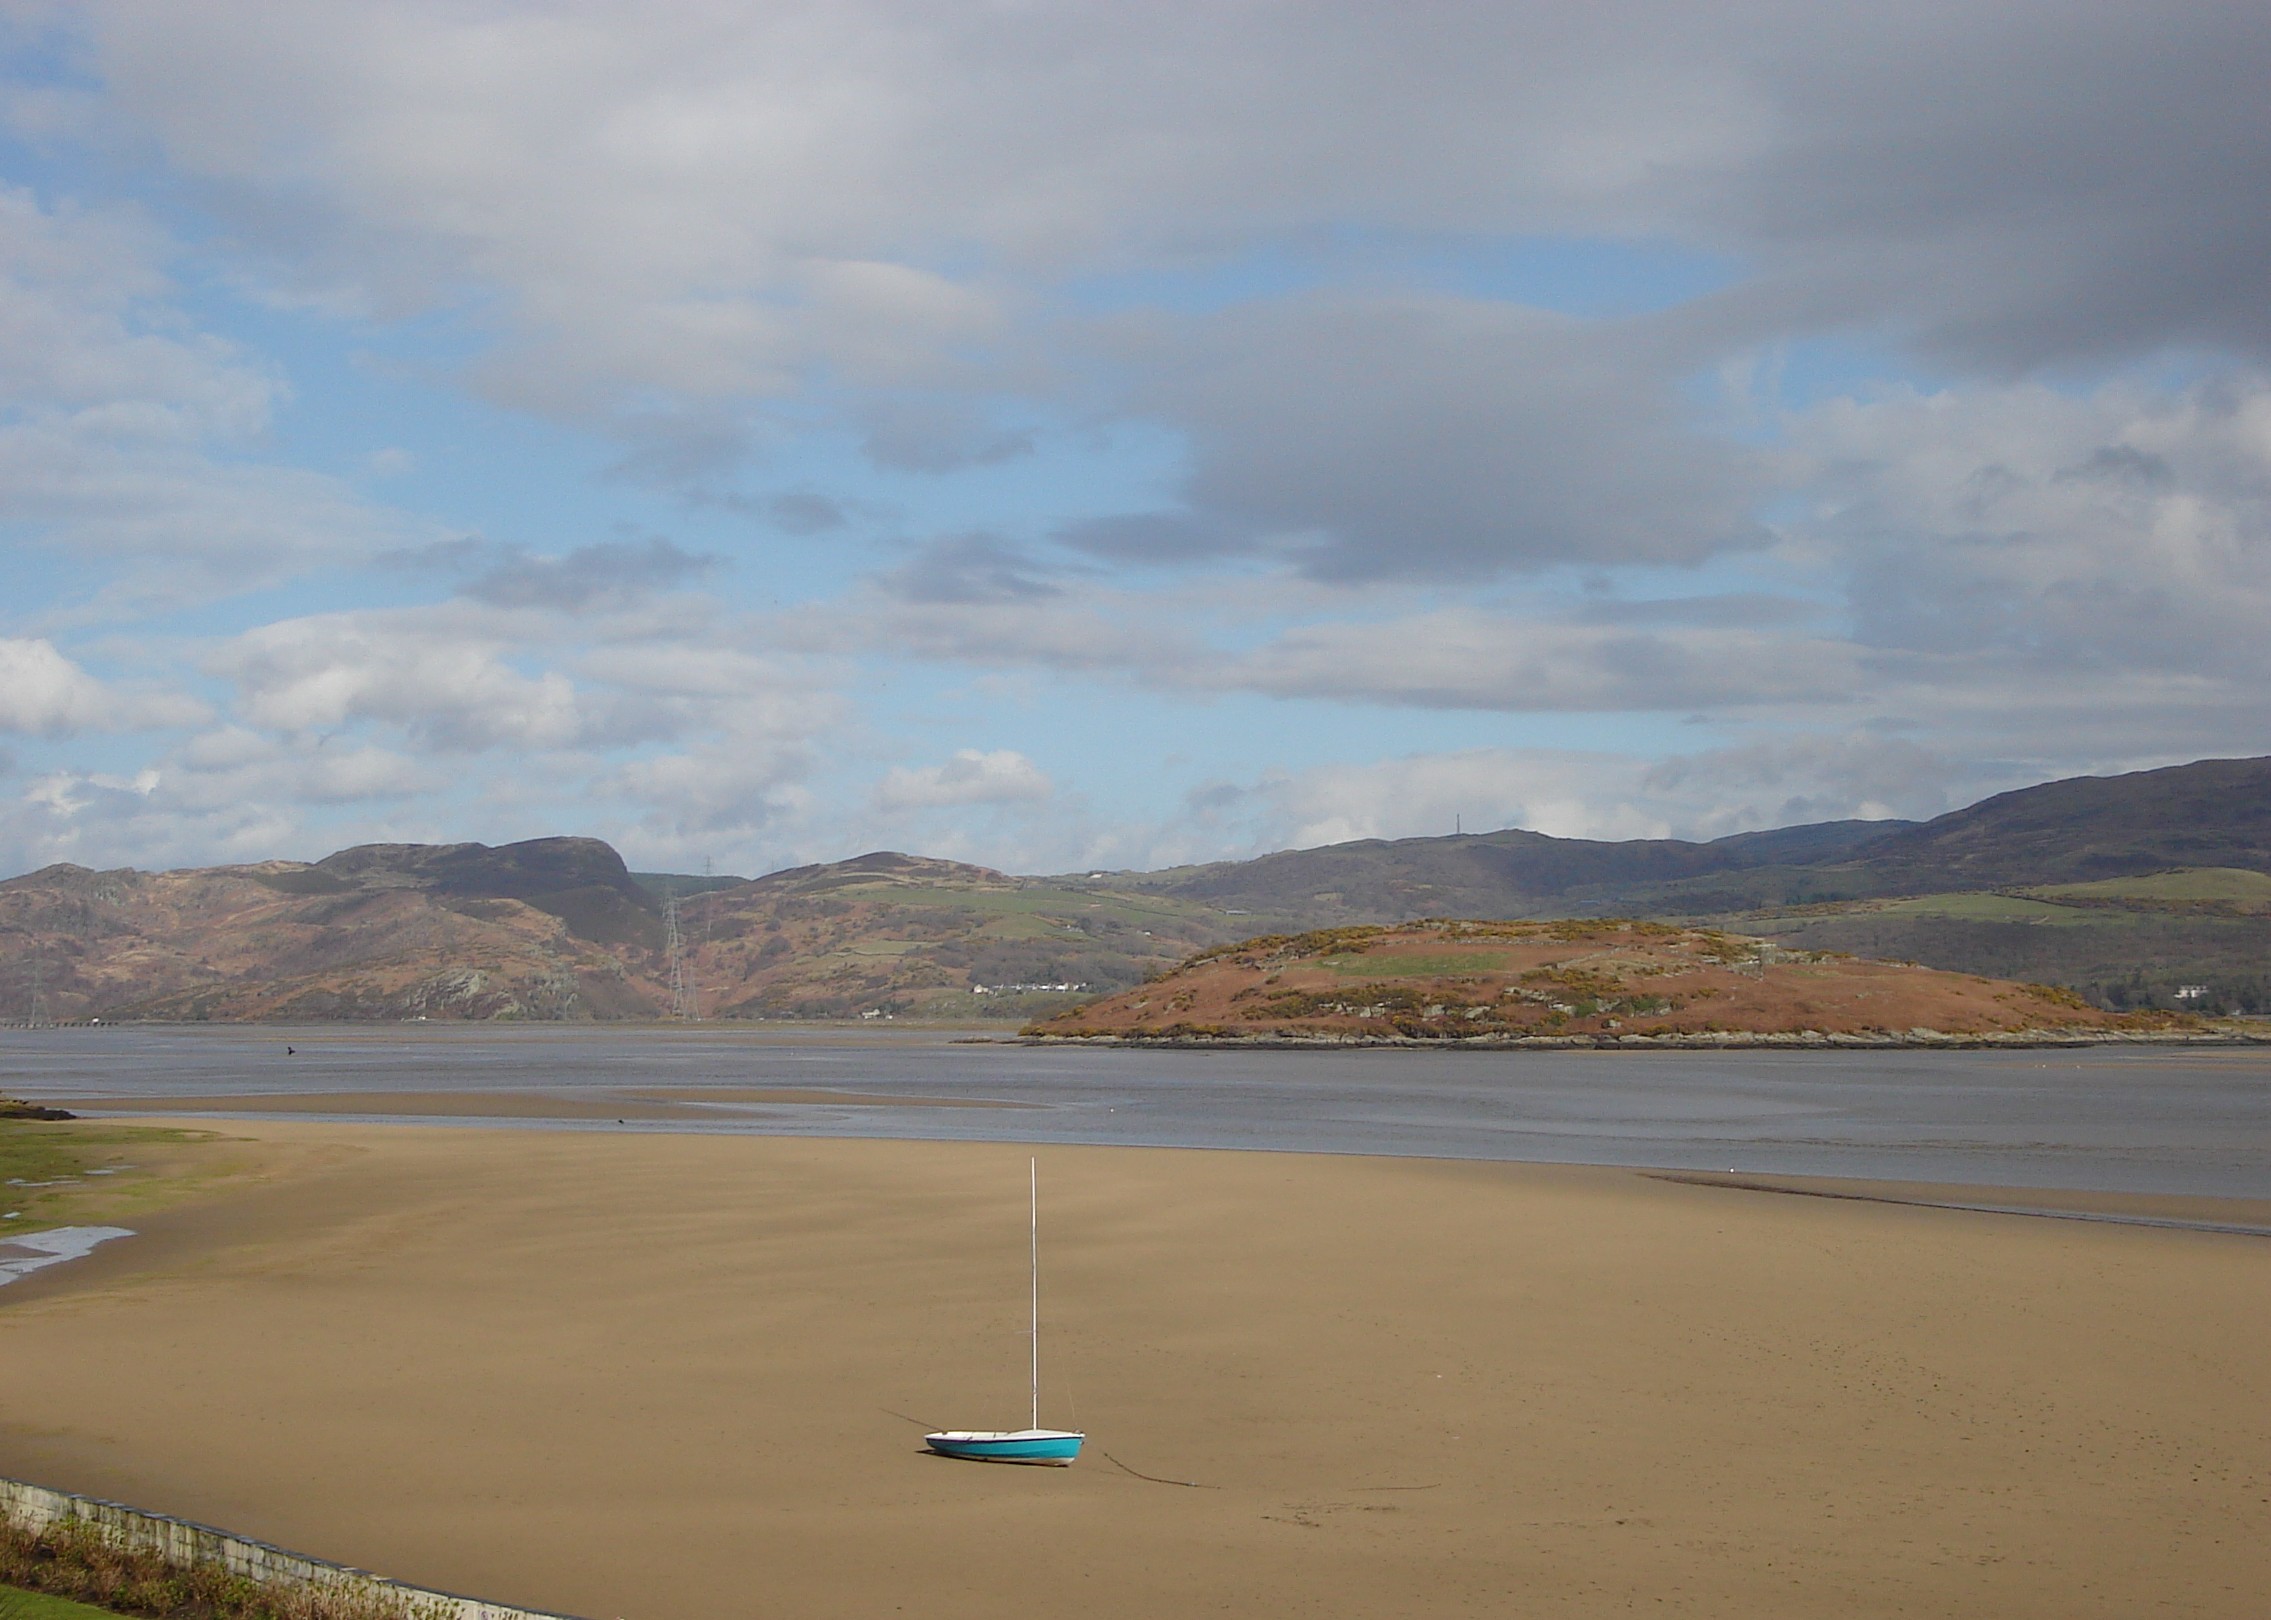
43 1104 2271 1235
1016 1025 2271 1049
8 1019 2266 1049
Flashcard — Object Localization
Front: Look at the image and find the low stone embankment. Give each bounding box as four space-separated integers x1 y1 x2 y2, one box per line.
0 1477 581 1620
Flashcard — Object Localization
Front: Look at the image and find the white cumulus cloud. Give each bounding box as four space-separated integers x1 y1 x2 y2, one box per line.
875 749 1052 812
0 637 206 735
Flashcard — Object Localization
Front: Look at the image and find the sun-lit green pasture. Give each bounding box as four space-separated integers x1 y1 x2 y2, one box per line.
2023 867 2271 909
1861 893 2109 925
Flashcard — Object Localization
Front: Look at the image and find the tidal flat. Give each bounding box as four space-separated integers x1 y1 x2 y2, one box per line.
0 1125 2263 1620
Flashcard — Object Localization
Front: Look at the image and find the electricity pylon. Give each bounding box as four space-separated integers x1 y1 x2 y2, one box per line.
663 888 698 1021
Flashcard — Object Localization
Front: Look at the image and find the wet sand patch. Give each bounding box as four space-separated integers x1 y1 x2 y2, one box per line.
54 1086 1031 1121
0 1225 135 1285
1646 1170 2271 1236
625 1086 1030 1110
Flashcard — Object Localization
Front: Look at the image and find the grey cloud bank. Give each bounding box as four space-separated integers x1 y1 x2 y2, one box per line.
0 1 2265 878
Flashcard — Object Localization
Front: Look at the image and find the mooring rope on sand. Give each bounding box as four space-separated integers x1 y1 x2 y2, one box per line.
1098 1449 1217 1489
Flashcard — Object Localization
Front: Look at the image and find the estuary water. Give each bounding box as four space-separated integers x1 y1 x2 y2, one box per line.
4 1023 2267 1198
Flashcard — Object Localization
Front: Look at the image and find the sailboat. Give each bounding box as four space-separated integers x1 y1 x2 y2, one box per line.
925 1159 1086 1465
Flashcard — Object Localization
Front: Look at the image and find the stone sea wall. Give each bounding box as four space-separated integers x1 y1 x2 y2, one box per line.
0 1477 582 1620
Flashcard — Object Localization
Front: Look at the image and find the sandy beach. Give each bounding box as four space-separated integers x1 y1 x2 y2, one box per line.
0 1121 2265 1620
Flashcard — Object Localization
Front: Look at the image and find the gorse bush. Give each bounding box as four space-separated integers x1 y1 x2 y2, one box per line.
0 1522 436 1620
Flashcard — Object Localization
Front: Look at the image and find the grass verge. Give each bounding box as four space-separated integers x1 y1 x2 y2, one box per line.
0 1122 253 1237
2 1582 123 1620
0 1523 431 1620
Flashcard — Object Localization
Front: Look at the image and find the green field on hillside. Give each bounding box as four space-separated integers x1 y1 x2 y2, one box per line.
1724 867 2271 1013
1865 892 2109 925
2023 867 2271 910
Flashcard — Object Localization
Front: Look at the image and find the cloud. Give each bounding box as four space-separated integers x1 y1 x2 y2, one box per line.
607 746 818 845
1161 733 1960 861
0 183 415 604
878 533 1067 606
1794 371 2271 681
587 646 846 852
396 535 720 611
782 576 1202 678
0 638 133 736
876 749 1052 812
0 184 255 424
1112 293 1762 581
88 5 2269 380
1054 510 1245 567
1706 4 2271 369
31 4 1743 513
6 0 2268 882
1232 750 1678 850
757 489 849 534
208 601 847 761
172 726 440 806
0 617 849 875
1638 735 1957 831
1227 611 1864 712
212 611 590 751
62 0 2271 603
857 396 1033 474
0 637 205 735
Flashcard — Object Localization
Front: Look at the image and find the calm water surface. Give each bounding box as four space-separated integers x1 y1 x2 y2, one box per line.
4 1024 2267 1198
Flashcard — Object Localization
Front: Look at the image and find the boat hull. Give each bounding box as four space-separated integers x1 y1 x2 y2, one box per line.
924 1428 1085 1465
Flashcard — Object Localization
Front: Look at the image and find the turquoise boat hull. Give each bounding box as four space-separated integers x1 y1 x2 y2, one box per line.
925 1429 1085 1465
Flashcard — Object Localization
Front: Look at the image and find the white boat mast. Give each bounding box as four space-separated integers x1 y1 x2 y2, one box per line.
1029 1156 1040 1433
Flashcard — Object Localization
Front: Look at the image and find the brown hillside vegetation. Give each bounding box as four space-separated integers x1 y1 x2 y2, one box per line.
0 844 1227 1023
0 857 653 1022
1028 920 2195 1044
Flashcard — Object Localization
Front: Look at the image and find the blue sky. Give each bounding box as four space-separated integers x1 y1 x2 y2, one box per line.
3 2 2267 879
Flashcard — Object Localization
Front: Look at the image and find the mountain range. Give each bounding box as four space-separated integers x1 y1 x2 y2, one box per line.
1095 754 2271 919
2 755 2265 1023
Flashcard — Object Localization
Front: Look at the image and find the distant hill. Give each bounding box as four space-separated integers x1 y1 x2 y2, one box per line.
662 850 1229 1019
1 755 2263 1022
1831 756 2271 890
1097 756 2271 922
0 841 1230 1024
1092 818 1907 925
0 839 666 1023
299 836 665 948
